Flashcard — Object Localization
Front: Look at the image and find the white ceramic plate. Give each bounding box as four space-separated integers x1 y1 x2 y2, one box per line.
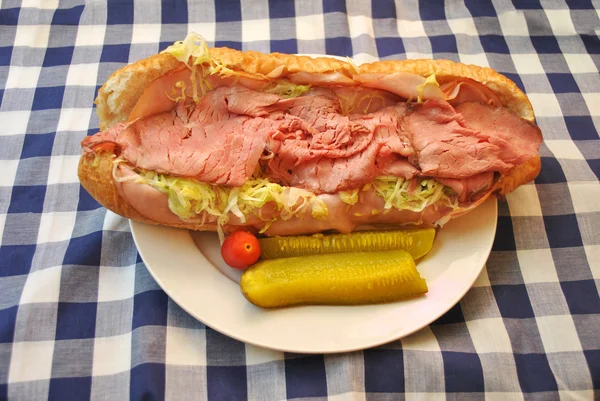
130 197 497 354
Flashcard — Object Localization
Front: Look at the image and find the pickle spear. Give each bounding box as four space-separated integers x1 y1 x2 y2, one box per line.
240 250 428 308
258 229 435 260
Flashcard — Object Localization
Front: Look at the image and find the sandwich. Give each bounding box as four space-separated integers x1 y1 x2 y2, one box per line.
78 33 542 240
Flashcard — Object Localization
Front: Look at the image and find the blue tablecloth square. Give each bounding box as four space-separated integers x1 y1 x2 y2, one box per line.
207 366 249 401
132 290 169 329
564 116 599 141
63 231 102 266
494 284 536 319
442 352 485 393
31 86 64 111
0 306 17 343
543 214 583 248
561 280 600 315
514 353 559 392
48 377 92 401
285 355 328 398
130 363 165 401
21 133 56 159
55 302 98 340
364 349 404 393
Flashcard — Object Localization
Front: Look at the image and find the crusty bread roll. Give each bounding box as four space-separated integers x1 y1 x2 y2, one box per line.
80 39 542 235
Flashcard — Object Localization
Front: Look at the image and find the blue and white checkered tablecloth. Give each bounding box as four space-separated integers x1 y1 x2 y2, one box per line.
0 0 599 400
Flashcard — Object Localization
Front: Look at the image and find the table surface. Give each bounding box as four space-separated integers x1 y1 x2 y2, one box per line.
1 0 599 400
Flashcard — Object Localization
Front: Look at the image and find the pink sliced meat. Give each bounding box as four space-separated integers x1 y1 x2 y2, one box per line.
454 102 542 166
287 71 356 85
440 79 502 107
438 172 495 203
353 72 446 101
84 84 542 196
407 100 541 179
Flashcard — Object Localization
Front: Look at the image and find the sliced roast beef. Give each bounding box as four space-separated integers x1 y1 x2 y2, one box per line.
454 102 542 166
122 112 278 186
84 84 542 197
224 87 280 117
271 144 382 193
407 100 541 179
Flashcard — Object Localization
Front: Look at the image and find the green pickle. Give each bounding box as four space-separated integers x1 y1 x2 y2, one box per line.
258 229 436 260
240 250 428 308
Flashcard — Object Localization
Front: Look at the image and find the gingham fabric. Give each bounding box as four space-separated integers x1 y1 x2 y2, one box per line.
0 0 599 400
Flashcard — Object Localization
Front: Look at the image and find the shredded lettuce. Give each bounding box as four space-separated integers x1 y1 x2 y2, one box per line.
345 56 360 75
162 32 259 82
125 167 328 239
137 170 226 221
161 32 214 102
371 175 458 213
166 80 188 103
264 81 311 98
161 33 313 105
162 32 211 67
209 60 245 78
311 197 328 220
237 178 285 219
339 188 359 206
416 73 439 103
113 156 456 233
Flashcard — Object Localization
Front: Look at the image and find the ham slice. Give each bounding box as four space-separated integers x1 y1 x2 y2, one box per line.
117 165 183 225
287 72 356 85
441 79 502 107
128 67 270 122
353 74 502 106
353 73 446 101
128 67 503 123
128 66 192 122
437 172 495 203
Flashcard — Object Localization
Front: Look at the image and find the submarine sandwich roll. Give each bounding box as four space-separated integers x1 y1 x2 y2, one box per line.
79 33 542 238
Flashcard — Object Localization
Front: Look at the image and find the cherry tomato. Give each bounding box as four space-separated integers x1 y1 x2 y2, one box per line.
221 231 261 270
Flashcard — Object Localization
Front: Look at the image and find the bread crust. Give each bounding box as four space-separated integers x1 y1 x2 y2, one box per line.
85 43 542 233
